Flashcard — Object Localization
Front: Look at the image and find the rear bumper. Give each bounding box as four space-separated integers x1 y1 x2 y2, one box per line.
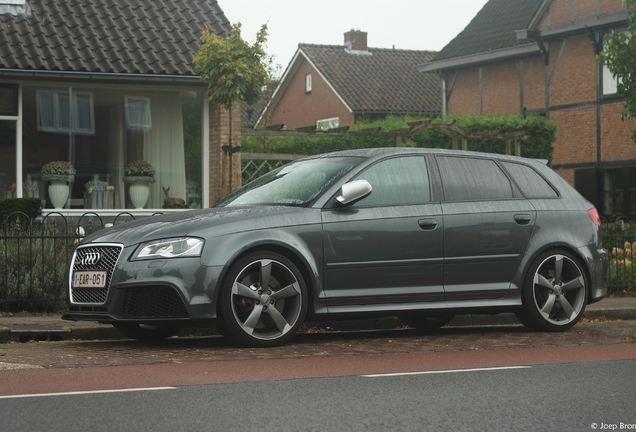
585 246 608 304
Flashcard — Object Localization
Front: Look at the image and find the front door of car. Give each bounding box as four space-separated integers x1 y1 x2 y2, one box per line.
436 156 536 301
321 156 444 311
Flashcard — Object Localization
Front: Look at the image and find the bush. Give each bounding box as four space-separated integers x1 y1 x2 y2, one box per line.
0 198 41 227
0 218 77 311
243 114 556 162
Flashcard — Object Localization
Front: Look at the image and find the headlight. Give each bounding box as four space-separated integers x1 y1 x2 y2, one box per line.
131 237 204 260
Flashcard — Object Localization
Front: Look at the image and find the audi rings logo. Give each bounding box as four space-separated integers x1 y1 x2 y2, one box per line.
80 251 101 266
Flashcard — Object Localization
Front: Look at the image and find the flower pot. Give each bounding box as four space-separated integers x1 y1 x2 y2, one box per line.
128 182 150 209
48 179 69 209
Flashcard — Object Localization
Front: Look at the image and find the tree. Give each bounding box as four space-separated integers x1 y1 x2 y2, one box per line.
598 0 636 141
193 22 271 191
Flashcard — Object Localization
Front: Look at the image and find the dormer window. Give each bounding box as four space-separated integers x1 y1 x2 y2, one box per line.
305 74 312 93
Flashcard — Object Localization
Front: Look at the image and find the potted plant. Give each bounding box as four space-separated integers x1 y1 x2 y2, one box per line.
41 161 76 209
123 160 155 209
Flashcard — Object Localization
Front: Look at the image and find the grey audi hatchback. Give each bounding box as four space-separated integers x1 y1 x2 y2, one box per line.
63 148 608 347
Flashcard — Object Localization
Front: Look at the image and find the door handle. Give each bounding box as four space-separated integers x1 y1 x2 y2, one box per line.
514 214 532 225
418 219 438 230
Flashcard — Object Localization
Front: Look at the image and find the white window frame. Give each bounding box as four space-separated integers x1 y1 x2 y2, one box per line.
125 96 152 131
36 89 95 134
603 63 621 96
602 30 628 96
305 74 312 93
316 117 339 131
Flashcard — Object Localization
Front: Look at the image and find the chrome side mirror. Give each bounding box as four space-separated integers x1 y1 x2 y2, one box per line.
335 180 372 206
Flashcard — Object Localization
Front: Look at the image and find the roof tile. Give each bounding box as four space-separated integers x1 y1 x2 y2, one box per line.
0 0 230 76
300 44 441 114
434 0 544 62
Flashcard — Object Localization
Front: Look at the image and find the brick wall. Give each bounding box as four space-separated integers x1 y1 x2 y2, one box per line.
482 61 522 114
540 0 626 27
445 23 634 173
264 57 354 129
549 36 597 106
209 102 241 204
601 101 636 162
522 56 546 111
551 106 597 165
446 66 481 115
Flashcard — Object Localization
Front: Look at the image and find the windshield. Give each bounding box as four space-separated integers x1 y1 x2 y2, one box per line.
216 156 364 207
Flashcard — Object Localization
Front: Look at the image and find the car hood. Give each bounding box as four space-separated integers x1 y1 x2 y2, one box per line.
80 206 320 247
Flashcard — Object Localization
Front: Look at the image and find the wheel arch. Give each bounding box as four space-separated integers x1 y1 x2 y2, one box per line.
211 237 321 316
518 243 594 303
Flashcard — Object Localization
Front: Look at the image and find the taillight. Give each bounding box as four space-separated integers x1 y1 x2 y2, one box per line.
587 207 601 226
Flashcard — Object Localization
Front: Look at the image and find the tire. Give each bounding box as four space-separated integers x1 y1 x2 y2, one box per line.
112 323 182 341
217 252 308 347
398 313 455 330
516 250 588 332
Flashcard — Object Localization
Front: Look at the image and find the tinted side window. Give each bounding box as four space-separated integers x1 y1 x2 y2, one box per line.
437 156 514 201
501 162 558 198
354 156 430 207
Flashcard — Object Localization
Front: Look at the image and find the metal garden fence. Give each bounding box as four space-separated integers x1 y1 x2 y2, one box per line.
0 211 140 312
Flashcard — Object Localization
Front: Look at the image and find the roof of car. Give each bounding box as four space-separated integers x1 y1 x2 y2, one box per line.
308 147 548 166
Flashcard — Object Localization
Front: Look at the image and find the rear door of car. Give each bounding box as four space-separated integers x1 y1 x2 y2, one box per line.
321 155 444 310
436 155 536 301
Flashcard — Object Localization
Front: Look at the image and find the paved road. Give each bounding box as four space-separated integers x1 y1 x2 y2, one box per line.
1 321 635 395
1 359 635 432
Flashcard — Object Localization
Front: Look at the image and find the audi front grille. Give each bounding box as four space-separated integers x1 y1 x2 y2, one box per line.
70 244 123 304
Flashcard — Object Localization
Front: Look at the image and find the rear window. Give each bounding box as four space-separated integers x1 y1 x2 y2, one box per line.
437 156 514 201
501 162 558 198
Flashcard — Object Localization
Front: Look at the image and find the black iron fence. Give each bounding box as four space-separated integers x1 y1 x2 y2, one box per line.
1 212 634 312
603 219 636 293
0 211 141 312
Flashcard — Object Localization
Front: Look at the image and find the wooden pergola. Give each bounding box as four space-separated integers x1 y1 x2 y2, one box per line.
241 119 529 156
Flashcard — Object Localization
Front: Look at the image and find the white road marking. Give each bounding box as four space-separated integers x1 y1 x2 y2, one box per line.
0 387 177 400
362 366 531 378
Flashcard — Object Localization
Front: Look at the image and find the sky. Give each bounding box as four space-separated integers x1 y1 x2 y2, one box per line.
220 0 490 78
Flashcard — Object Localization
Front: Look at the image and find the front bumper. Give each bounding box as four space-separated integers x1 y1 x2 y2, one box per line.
66 243 225 324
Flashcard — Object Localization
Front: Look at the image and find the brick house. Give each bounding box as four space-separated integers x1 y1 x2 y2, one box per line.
257 30 441 130
0 0 241 215
419 0 636 219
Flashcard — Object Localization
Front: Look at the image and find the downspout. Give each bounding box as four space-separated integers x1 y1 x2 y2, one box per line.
592 30 604 211
16 85 23 198
440 72 447 116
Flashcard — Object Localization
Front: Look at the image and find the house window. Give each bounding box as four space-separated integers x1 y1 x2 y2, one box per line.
602 30 627 96
602 166 636 217
37 89 95 134
316 117 339 131
603 63 620 96
125 96 152 131
305 74 312 93
23 85 204 211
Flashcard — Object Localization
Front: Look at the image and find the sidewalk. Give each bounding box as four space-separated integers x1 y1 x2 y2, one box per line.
1 297 635 343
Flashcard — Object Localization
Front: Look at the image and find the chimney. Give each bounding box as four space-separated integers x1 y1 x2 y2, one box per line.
344 30 367 51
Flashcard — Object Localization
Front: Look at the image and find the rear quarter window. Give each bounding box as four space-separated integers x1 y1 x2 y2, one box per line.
501 162 558 198
437 156 515 201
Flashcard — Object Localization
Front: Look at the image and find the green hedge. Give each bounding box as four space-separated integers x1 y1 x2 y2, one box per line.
0 198 42 226
243 114 556 163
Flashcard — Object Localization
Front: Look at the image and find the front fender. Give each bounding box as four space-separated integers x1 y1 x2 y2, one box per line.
201 225 324 308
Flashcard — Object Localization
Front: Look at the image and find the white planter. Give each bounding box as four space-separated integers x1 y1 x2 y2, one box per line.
123 176 155 209
48 180 69 209
128 182 150 209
